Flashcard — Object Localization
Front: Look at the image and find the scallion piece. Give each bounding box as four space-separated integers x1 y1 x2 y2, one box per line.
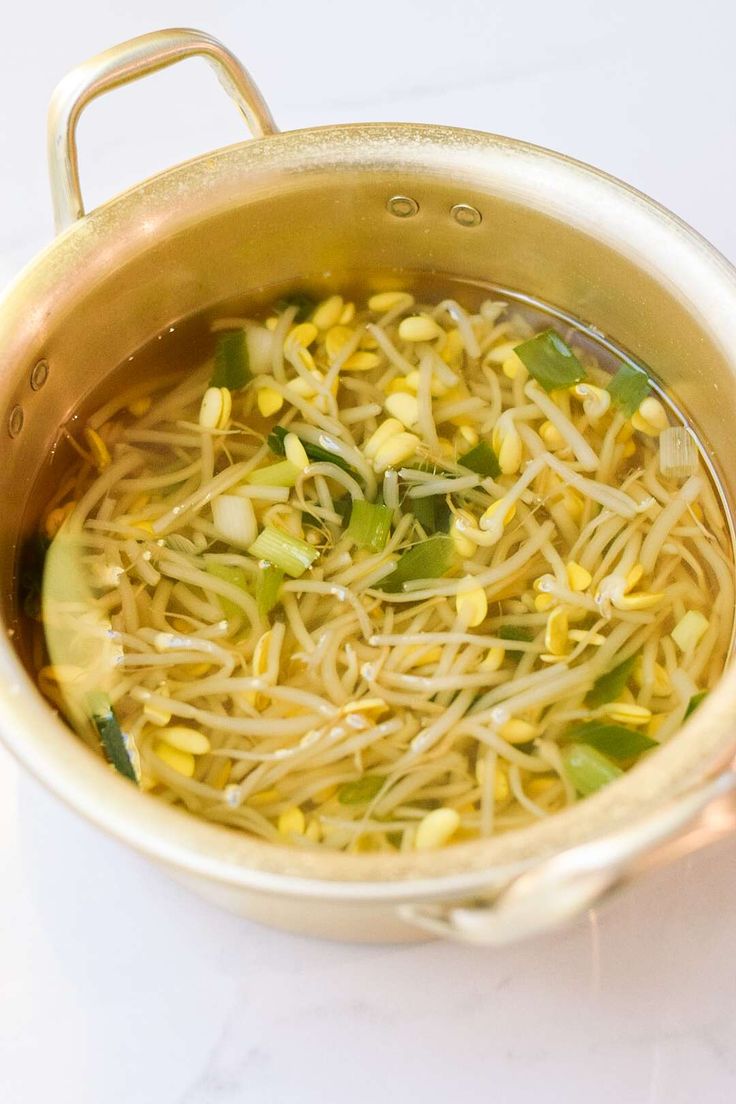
410 494 450 534
246 460 301 487
585 652 639 708
275 291 315 322
607 362 651 416
458 441 501 478
498 623 535 655
378 535 455 593
87 691 139 783
514 329 586 392
685 689 708 719
338 775 386 805
248 525 319 578
565 720 656 759
347 500 392 552
562 742 623 797
210 330 251 391
659 426 697 481
268 425 355 475
204 561 250 621
256 563 285 618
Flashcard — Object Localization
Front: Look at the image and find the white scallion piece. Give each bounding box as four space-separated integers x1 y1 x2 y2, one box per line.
211 494 257 548
659 426 698 481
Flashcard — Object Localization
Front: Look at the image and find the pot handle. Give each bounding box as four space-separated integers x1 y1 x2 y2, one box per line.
47 27 278 232
399 769 736 944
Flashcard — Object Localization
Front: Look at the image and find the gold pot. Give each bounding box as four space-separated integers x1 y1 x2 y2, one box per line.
2 27 735 944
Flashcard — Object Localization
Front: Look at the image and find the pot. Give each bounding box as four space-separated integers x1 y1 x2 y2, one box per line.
2 27 736 944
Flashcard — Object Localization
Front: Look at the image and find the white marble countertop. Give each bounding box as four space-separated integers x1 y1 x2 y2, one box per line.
2 2 736 1101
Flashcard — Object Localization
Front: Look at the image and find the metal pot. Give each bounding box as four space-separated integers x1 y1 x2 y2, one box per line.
2 27 735 944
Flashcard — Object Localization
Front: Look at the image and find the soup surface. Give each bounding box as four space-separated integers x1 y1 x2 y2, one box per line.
29 284 734 853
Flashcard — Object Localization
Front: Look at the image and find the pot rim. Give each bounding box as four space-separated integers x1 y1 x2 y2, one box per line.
2 119 736 900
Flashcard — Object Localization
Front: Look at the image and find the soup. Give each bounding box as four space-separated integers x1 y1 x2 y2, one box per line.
28 284 734 853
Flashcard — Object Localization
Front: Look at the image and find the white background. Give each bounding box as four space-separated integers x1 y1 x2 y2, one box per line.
2 2 736 1101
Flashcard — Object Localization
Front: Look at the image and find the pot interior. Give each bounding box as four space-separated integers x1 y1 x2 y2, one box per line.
2 123 736 884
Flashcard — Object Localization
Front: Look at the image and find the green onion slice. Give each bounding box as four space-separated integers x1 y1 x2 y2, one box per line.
607 362 651 416
338 775 386 805
685 689 708 719
275 292 315 322
498 625 535 642
246 460 301 487
248 525 319 578
565 720 656 760
210 330 251 391
377 535 455 593
204 561 250 621
347 500 392 552
87 691 139 783
411 494 451 535
562 742 623 796
458 441 501 478
256 563 285 618
514 330 586 392
268 426 355 475
585 652 639 708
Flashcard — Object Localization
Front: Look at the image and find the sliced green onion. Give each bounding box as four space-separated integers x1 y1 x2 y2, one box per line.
410 494 450 535
210 330 251 391
338 775 386 805
211 494 257 549
87 691 139 783
268 425 355 475
659 426 698 481
498 623 535 655
458 441 501 478
585 652 639 708
347 500 392 552
205 561 250 620
565 720 656 759
562 742 623 796
377 535 455 593
256 563 284 618
607 362 651 416
246 459 301 487
685 689 708 719
498 625 535 642
514 329 586 392
248 525 319 578
275 291 315 322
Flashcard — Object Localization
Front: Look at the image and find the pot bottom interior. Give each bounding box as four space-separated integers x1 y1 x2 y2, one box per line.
15 270 736 865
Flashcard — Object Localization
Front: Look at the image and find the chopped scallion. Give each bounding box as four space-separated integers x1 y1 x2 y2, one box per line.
338 775 386 805
378 535 455 593
565 720 656 759
514 329 586 392
347 500 392 552
204 561 250 621
256 563 285 618
268 425 355 475
659 426 698 481
607 362 650 416
248 525 319 578
498 624 535 642
685 689 708 719
562 742 623 796
585 652 639 708
411 493 450 534
87 691 139 783
210 330 251 391
246 460 301 487
275 291 315 322
458 441 501 478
